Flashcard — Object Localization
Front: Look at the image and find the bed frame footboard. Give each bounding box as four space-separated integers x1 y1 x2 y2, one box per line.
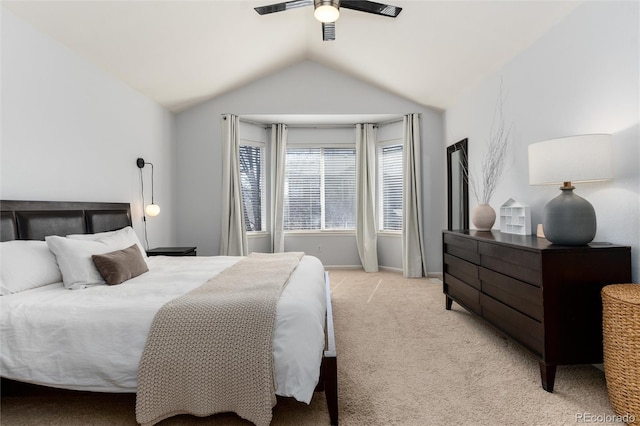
317 271 338 425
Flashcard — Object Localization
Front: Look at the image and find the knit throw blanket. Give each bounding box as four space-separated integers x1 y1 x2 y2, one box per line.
135 252 305 426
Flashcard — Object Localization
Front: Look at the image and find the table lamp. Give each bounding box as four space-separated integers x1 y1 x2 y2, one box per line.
528 134 613 245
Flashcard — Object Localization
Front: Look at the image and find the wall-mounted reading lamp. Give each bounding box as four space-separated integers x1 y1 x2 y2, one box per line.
137 158 160 217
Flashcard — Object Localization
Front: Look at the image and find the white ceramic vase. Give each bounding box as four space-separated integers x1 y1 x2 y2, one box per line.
471 204 496 231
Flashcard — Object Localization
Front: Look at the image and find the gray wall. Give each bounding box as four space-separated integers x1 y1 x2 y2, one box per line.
445 1 640 280
1 9 176 249
174 61 444 272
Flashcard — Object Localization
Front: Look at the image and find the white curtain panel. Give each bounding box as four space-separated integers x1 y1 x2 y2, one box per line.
355 123 379 272
270 123 287 253
402 114 427 277
219 114 248 256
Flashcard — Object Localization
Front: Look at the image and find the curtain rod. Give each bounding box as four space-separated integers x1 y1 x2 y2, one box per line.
377 117 405 126
287 124 356 129
238 119 356 129
238 118 269 128
237 115 415 129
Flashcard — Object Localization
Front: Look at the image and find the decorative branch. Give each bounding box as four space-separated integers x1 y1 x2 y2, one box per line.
466 78 512 205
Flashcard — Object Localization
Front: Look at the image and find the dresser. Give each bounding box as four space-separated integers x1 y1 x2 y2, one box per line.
442 230 631 392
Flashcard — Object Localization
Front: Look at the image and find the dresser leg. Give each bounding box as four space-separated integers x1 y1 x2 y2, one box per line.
445 296 453 310
539 362 556 392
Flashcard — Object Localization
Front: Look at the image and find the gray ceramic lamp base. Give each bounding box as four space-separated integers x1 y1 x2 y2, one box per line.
543 186 596 246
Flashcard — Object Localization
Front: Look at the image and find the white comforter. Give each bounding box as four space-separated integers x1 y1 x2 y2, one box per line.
0 255 326 404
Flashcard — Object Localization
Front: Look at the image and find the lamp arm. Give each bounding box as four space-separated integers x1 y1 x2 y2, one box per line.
149 162 155 204
137 158 156 204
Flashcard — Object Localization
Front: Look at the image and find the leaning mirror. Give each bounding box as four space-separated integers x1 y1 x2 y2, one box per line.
447 139 469 230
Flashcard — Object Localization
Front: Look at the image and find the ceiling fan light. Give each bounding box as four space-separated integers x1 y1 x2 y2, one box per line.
314 0 339 23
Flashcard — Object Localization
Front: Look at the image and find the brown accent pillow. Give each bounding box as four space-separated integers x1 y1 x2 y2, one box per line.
92 244 149 285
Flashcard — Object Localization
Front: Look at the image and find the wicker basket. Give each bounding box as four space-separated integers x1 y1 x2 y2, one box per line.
602 284 640 425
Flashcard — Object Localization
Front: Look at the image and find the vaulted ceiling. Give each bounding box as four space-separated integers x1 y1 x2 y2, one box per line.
3 1 581 112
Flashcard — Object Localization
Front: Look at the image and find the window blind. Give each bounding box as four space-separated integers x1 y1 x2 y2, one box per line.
284 147 355 230
284 148 322 230
324 148 356 229
379 144 403 231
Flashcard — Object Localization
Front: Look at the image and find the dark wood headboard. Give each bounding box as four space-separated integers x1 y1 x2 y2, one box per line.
0 200 132 242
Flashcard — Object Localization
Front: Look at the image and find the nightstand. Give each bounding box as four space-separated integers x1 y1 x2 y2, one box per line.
146 247 197 257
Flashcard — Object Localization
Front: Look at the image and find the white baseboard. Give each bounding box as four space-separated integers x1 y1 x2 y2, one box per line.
379 268 443 278
324 265 363 270
323 267 443 280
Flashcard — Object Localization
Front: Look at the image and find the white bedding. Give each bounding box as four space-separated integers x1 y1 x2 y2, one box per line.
0 254 326 404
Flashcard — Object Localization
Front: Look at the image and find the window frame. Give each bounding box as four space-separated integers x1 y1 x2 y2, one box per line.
377 138 404 234
238 139 267 234
284 143 357 234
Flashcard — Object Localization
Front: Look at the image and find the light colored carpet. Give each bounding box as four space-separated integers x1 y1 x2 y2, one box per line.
1 269 619 425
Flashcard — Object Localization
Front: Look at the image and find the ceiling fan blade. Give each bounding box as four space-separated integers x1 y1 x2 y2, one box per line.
322 22 336 41
254 0 313 15
341 0 402 17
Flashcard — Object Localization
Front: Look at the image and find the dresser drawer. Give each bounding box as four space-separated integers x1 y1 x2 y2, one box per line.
479 242 540 269
444 273 481 315
480 267 543 321
479 242 542 287
480 293 543 356
444 253 480 290
444 233 480 264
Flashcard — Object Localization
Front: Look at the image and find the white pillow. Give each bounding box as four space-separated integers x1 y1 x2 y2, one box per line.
0 240 63 295
67 229 118 239
46 229 146 290
67 226 147 259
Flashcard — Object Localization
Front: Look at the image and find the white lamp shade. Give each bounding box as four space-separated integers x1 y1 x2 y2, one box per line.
314 2 339 22
145 204 160 217
528 134 613 185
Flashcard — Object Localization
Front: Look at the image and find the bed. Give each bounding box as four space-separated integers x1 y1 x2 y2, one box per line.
0 200 338 426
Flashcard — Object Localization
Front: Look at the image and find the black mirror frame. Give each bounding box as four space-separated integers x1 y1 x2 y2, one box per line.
447 138 469 230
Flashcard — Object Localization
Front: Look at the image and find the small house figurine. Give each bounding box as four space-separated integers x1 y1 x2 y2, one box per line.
500 198 531 235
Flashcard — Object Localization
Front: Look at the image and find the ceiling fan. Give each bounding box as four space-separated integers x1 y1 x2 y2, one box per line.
254 0 402 41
